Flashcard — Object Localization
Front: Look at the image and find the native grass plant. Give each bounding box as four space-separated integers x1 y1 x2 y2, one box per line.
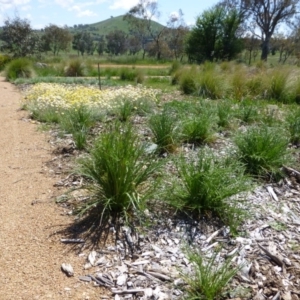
59 104 96 149
77 122 161 224
216 100 235 129
235 125 292 180
230 69 249 101
266 68 289 102
286 107 300 146
149 110 180 153
183 247 242 300
5 58 34 81
0 54 11 71
181 112 216 145
245 74 266 99
235 99 259 124
180 72 197 95
171 149 251 232
198 71 224 100
65 59 85 77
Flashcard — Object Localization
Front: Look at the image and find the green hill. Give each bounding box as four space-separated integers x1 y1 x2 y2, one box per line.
69 15 165 38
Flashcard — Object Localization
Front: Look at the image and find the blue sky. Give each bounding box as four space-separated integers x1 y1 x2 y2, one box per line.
0 0 220 29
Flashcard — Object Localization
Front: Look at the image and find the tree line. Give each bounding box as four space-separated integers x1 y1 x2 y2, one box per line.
1 0 300 62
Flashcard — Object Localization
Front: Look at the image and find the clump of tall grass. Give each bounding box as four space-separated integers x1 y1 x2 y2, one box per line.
119 67 137 81
181 113 215 145
198 71 224 99
5 58 34 81
59 105 95 149
149 110 180 153
77 122 161 224
235 125 292 180
265 69 289 102
183 247 243 300
65 59 85 77
169 60 181 75
246 73 265 99
286 107 300 146
230 69 248 101
170 149 251 232
179 72 197 95
216 100 234 129
0 54 11 71
236 99 259 124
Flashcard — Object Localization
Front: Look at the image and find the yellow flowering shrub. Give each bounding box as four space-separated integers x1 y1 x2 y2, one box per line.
23 83 160 111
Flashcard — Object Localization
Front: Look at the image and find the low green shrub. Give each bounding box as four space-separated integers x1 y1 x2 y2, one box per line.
0 54 11 71
5 58 33 81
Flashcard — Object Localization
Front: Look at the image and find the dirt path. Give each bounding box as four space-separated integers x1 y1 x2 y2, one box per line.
0 77 103 299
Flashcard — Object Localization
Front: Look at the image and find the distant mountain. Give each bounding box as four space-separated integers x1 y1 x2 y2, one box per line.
69 15 165 38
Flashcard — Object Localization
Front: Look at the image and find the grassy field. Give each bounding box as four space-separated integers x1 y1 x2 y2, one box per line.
4 55 300 298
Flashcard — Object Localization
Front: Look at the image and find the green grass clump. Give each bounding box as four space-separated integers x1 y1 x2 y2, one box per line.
183 248 242 300
182 114 215 145
0 54 11 71
266 69 289 102
235 125 291 180
119 67 137 81
236 100 259 124
216 100 234 129
198 71 223 99
5 58 33 81
77 122 161 223
149 110 180 153
171 149 251 231
286 107 300 146
59 105 95 149
179 73 197 95
65 59 85 77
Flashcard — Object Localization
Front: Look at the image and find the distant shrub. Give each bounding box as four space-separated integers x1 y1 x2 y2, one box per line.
65 59 84 77
5 58 33 81
120 67 136 81
0 54 11 71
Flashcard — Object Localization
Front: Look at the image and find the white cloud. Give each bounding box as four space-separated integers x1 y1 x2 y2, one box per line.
77 9 97 17
109 0 138 10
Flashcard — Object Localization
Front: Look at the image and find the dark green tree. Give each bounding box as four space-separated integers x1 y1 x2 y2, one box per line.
73 31 95 56
43 24 72 56
185 5 243 63
0 16 39 57
106 30 127 55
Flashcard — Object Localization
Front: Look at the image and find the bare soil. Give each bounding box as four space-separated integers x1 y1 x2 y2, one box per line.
0 77 105 299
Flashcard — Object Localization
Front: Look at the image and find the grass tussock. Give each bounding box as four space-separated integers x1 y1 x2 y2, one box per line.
5 58 34 81
183 247 242 300
235 125 292 180
170 149 251 232
77 122 161 224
